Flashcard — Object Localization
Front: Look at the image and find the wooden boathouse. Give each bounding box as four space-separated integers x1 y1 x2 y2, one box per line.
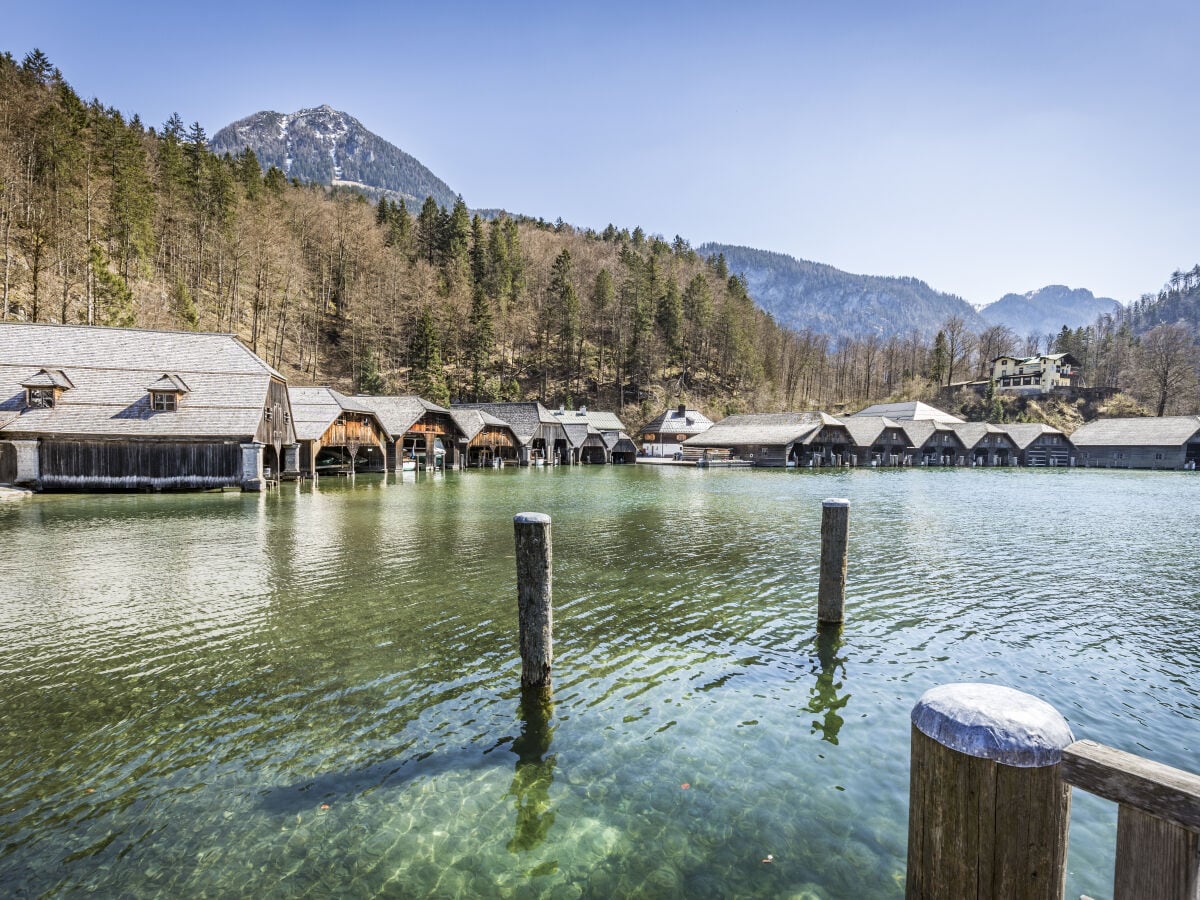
682 412 850 467
0 323 296 491
999 423 1074 466
1069 415 1200 470
353 395 459 471
842 416 912 466
946 422 1019 466
451 402 570 465
449 408 520 467
549 407 637 464
288 387 388 477
901 418 970 466
639 405 714 458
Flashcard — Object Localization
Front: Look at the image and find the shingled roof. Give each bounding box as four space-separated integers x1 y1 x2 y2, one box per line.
640 406 713 436
682 412 832 448
451 402 566 446
449 407 515 443
288 387 382 442
548 407 628 433
352 395 448 440
0 323 285 440
946 422 1011 448
841 415 905 447
998 423 1066 450
1069 416 1200 447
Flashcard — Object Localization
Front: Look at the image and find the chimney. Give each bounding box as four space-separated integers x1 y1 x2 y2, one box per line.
677 404 686 416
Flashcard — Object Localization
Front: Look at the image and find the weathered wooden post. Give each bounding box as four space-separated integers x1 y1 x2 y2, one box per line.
818 498 849 625
906 683 1074 899
514 512 553 691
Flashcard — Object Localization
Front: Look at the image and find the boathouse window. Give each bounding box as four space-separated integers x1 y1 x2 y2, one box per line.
27 388 55 408
1155 452 1164 460
150 392 177 411
264 408 274 421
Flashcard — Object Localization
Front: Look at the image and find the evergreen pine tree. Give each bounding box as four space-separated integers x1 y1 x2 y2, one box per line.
375 196 391 227
409 305 449 405
442 196 471 286
89 243 136 327
547 249 580 384
657 274 683 356
469 214 486 287
502 217 523 304
467 286 494 400
263 165 287 195
357 346 387 394
171 277 199 329
931 331 949 385
415 195 442 265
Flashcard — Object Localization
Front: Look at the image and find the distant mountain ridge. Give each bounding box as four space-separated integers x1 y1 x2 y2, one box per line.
210 105 458 209
978 285 1121 338
698 243 984 339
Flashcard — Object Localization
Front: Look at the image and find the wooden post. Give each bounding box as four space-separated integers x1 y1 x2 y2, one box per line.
906 683 1074 899
514 512 553 691
818 498 849 625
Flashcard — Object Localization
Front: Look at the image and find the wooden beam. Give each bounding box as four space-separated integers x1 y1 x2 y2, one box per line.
1061 739 1200 832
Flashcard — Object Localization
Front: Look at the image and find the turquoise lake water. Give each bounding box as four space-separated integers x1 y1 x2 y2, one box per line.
1 466 1197 898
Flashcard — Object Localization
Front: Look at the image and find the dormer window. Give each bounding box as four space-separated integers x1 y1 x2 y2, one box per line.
151 392 177 411
21 368 73 410
146 373 190 412
27 388 56 408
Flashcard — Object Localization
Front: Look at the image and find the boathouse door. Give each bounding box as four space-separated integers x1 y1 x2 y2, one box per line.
0 442 16 484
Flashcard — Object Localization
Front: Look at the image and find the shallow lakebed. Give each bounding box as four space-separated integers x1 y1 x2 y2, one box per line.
1 466 1197 898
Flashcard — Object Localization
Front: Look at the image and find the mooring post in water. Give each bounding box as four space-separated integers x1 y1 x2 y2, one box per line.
906 683 1074 900
513 512 553 690
818 498 850 625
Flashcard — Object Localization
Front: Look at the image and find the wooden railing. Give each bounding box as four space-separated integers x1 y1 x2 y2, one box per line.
1062 740 1200 900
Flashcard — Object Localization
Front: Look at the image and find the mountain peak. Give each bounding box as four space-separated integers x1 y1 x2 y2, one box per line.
980 285 1121 336
210 105 457 208
697 243 982 339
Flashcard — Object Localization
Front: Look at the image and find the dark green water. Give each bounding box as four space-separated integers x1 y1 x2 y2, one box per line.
1 467 1197 898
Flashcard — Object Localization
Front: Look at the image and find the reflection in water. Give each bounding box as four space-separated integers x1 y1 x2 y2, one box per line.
507 687 556 854
807 626 850 744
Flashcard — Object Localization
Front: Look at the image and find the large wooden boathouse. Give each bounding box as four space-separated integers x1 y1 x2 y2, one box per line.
1070 416 1200 469
288 387 388 477
550 407 637 464
353 395 459 471
682 412 851 467
639 405 714 458
0 323 296 491
452 402 570 465
449 408 520 467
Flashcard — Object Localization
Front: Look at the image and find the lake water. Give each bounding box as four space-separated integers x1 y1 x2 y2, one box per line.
1 467 1197 898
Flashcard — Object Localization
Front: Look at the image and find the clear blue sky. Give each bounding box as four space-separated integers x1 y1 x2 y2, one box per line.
9 0 1198 305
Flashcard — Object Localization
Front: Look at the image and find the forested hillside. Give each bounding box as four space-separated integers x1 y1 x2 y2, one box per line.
1 50 1196 424
0 51 821 420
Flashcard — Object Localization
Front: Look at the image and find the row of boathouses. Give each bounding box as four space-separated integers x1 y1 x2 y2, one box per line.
678 401 1200 471
1 323 1198 491
0 323 638 491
